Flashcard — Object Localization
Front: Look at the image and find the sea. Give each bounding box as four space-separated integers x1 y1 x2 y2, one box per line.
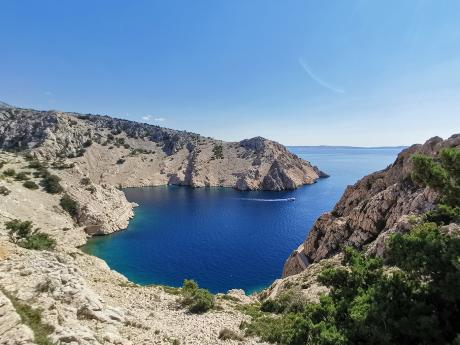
82 146 403 294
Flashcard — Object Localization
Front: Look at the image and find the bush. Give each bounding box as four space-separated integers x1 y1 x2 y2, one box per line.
0 185 10 195
80 177 91 186
41 174 63 194
28 160 46 170
51 160 75 170
3 168 16 177
86 186 96 194
412 148 460 224
180 279 214 314
5 219 55 251
21 233 56 250
116 158 126 165
76 148 86 157
212 144 224 159
60 194 79 218
242 222 460 345
83 139 93 147
15 172 30 181
6 219 34 243
23 180 39 189
218 328 243 341
261 291 306 314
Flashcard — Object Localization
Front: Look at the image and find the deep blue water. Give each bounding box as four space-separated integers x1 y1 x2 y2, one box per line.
82 147 403 294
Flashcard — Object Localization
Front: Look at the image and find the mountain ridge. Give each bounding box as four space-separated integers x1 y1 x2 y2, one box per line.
0 104 326 192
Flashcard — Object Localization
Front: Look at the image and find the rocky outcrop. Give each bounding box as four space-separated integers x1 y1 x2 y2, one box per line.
0 151 266 345
0 106 325 191
283 134 460 277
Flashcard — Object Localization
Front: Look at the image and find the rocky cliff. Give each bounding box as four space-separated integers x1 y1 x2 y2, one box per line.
283 134 460 277
0 104 325 192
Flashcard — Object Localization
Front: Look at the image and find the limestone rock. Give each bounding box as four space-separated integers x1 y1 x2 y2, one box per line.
283 134 460 277
0 106 326 192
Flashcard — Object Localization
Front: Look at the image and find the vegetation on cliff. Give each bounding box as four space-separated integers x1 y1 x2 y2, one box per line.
242 148 460 345
2 289 54 345
180 279 215 314
412 147 460 224
5 219 55 250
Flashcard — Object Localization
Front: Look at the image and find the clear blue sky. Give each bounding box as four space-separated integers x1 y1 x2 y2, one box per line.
1 1 459 146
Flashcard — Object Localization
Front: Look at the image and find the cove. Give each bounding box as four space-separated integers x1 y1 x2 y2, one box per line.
82 147 402 294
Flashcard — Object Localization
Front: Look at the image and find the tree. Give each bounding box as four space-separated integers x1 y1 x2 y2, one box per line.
412 148 460 223
180 279 214 314
5 219 55 250
6 219 34 243
60 194 79 218
41 175 63 194
243 222 460 345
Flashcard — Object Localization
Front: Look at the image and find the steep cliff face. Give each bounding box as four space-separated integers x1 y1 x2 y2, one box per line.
0 105 324 191
283 134 460 277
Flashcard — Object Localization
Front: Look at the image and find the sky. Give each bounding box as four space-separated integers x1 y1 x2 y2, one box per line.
1 0 459 146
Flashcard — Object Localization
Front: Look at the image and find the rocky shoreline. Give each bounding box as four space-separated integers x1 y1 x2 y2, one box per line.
0 150 270 345
0 104 327 345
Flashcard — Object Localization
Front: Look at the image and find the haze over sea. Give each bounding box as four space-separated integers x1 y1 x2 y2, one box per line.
83 147 403 293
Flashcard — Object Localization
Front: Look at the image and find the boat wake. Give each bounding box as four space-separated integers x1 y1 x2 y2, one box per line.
238 198 295 202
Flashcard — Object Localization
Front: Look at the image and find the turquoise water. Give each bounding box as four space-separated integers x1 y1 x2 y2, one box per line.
82 147 402 293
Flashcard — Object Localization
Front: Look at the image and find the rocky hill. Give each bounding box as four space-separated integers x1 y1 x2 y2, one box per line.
283 134 460 277
0 104 325 191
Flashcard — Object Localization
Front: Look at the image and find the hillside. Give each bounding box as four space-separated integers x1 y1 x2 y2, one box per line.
0 104 325 191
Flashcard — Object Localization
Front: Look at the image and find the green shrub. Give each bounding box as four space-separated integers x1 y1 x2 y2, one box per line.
218 328 243 341
23 180 39 189
412 148 460 224
51 160 75 170
180 279 214 314
41 174 63 194
83 139 92 147
60 194 79 218
86 186 96 194
15 171 30 181
21 233 56 250
3 168 16 177
6 219 34 243
116 158 126 165
28 160 46 170
0 185 10 195
80 177 91 186
212 144 224 159
5 219 55 251
242 222 460 345
76 148 86 157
